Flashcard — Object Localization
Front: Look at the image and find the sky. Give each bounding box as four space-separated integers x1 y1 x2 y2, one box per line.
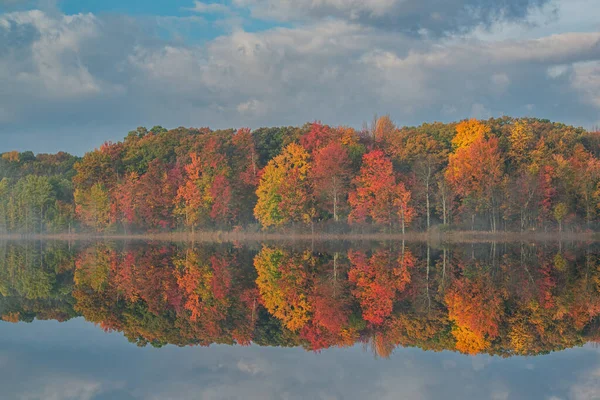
0 0 599 154
1 317 600 399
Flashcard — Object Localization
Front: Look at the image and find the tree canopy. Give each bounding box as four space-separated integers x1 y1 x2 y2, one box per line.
2 117 600 233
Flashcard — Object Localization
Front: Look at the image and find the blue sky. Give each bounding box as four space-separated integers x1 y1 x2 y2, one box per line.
0 0 599 154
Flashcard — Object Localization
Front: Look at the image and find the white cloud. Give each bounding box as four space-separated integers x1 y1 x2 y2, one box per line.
233 0 398 21
236 359 268 375
547 65 570 78
18 377 103 400
188 1 230 14
0 10 106 98
1 4 600 153
231 0 552 37
237 99 267 115
572 61 600 107
569 367 600 400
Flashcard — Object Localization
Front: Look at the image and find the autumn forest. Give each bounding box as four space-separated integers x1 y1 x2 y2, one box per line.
2 116 600 234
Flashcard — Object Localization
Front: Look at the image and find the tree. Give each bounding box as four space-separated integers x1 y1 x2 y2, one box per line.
374 115 396 143
446 136 503 231
231 128 260 223
570 144 600 226
348 249 413 325
395 182 415 234
0 178 10 232
2 151 19 163
74 183 112 231
5 116 600 233
114 172 139 231
311 142 351 221
349 150 414 231
12 175 54 233
381 127 449 229
445 275 503 354
538 165 556 229
73 145 121 190
451 119 490 150
300 122 335 154
176 138 234 230
554 202 568 232
254 143 313 227
176 155 204 232
508 121 534 166
254 247 312 331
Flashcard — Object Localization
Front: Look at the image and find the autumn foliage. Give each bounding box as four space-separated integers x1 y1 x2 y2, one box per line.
3 117 600 233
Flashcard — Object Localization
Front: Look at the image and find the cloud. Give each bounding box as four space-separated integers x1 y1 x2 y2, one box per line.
0 5 600 154
18 378 103 400
0 10 107 98
236 359 268 375
569 367 600 400
572 61 600 108
188 1 231 14
231 0 552 36
237 99 268 115
0 10 126 129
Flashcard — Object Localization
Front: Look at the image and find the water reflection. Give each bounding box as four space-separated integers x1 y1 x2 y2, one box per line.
1 240 600 357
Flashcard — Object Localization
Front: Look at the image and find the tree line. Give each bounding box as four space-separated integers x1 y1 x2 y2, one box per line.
2 241 600 356
2 116 600 233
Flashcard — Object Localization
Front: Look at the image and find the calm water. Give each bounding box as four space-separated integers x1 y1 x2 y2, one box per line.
1 240 600 399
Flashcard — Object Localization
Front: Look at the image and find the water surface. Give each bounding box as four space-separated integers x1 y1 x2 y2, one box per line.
1 240 599 399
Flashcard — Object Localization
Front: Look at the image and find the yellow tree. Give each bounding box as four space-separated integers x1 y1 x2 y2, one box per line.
445 275 503 354
508 121 534 166
254 246 312 331
451 119 491 150
2 151 19 162
254 143 313 227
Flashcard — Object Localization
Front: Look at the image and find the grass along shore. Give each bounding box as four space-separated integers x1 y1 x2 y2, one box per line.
1 230 599 243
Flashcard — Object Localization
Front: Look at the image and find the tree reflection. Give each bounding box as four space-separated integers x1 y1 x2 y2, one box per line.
1 240 600 356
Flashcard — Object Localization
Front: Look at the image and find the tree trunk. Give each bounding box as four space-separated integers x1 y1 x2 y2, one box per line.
586 201 591 227
425 167 430 230
426 245 431 312
400 208 405 234
333 187 338 222
333 252 338 296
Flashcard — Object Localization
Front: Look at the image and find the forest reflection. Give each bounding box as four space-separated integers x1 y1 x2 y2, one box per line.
1 240 600 358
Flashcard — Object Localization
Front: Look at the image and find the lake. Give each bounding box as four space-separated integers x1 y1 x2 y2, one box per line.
1 239 599 399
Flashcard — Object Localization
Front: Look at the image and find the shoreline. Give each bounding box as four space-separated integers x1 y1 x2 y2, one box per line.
1 230 599 243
